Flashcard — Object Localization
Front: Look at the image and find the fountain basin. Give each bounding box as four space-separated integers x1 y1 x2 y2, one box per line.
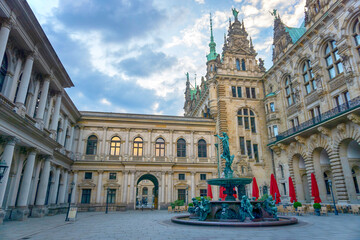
207 177 252 201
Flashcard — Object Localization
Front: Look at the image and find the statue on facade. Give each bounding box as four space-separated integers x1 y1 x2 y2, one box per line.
219 203 236 220
232 8 239 21
239 195 254 222
198 197 211 221
270 9 279 19
215 132 234 178
262 195 278 220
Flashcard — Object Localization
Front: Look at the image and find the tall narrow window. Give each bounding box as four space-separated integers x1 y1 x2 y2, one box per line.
198 139 207 158
231 86 236 97
178 189 186 201
237 109 243 126
237 87 242 98
86 135 98 155
108 189 116 204
246 87 251 98
250 110 256 133
236 59 240 70
155 138 165 157
239 137 245 155
285 75 295 106
110 136 121 155
81 189 91 204
0 53 8 92
324 172 331 194
270 102 275 112
352 19 360 56
241 59 246 70
273 125 278 136
246 140 252 158
324 40 343 79
177 138 186 157
251 88 256 99
343 91 350 106
302 60 316 94
253 144 259 162
238 108 256 132
280 165 284 178
133 137 143 156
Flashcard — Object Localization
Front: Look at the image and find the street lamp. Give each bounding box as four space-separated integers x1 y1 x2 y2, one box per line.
0 160 8 183
105 187 110 214
328 179 338 215
65 181 75 221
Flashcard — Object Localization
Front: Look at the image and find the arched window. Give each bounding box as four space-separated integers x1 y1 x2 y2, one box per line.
352 19 360 56
237 108 256 133
352 168 359 194
302 60 316 94
324 40 343 79
110 136 121 155
133 137 143 156
323 172 331 195
142 187 148 195
86 135 98 155
177 138 186 157
280 165 284 178
0 53 8 92
241 59 246 71
284 75 295 106
198 139 207 158
236 59 240 70
155 138 165 157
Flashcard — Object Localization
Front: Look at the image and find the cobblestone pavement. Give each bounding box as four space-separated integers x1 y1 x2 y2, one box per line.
0 210 359 240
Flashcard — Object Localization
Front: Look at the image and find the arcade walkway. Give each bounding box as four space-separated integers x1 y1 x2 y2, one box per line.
0 210 359 239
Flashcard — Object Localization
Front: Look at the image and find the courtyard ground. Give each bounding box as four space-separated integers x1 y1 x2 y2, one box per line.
0 210 359 240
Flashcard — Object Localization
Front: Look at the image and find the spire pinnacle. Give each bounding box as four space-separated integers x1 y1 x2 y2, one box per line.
210 13 214 43
206 13 218 62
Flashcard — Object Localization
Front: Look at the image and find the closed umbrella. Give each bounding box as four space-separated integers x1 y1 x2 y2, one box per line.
207 184 213 199
252 177 259 200
219 186 226 201
270 174 281 204
288 177 297 203
311 173 321 203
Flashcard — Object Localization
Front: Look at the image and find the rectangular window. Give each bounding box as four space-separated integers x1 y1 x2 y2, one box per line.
273 125 278 137
250 117 256 133
179 173 185 180
246 87 251 98
107 189 116 204
269 126 272 137
246 140 252 158
237 116 243 126
334 95 342 107
251 88 256 99
81 189 91 204
343 91 350 105
270 102 275 112
310 109 315 119
200 189 207 197
282 183 287 195
328 67 336 79
237 87 242 98
178 189 186 201
84 172 92 180
244 117 249 129
109 173 117 180
253 144 259 162
266 104 269 114
200 174 206 180
231 86 236 97
239 137 245 155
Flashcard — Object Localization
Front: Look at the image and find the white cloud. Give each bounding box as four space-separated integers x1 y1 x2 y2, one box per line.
100 98 111 106
27 0 59 24
194 0 205 4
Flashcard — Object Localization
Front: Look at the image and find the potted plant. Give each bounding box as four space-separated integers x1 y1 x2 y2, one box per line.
313 203 321 216
293 201 302 210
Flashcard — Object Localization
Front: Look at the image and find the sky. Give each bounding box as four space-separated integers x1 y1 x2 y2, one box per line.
27 0 306 116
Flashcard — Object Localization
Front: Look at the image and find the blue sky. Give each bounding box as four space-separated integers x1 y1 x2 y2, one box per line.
27 0 305 116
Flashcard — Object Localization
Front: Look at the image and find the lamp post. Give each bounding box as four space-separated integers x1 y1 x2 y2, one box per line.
328 179 338 215
65 181 75 221
105 187 110 214
186 186 189 205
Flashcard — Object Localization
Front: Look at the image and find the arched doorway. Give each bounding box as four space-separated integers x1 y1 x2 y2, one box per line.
339 139 360 203
136 174 159 209
292 154 310 202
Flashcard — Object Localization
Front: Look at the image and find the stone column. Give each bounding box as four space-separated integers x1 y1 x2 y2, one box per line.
129 171 135 204
49 167 60 205
32 156 51 217
28 79 40 117
191 172 195 199
6 57 22 101
125 129 130 157
58 170 68 204
29 159 42 206
101 127 107 158
66 125 75 152
71 171 78 204
167 172 172 203
35 77 50 122
60 116 68 146
49 93 62 133
147 129 152 159
0 137 18 211
122 171 128 203
0 19 12 66
96 171 103 203
7 149 25 208
161 172 165 204
76 126 84 155
15 54 34 109
168 130 173 159
44 95 54 129
190 131 194 159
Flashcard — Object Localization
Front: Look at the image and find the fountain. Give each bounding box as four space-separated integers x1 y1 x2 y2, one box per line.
171 132 298 227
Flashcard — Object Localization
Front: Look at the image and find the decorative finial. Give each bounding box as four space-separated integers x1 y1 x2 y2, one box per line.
270 9 279 19
232 8 239 21
186 72 189 81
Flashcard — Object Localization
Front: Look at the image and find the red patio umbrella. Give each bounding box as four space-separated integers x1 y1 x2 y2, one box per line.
311 173 321 203
252 177 259 200
270 174 281 204
288 177 297 203
207 184 213 199
219 186 226 200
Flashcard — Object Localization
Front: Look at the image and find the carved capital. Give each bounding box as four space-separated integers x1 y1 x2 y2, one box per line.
295 136 306 145
347 113 360 125
337 123 346 133
270 145 281 156
310 134 318 142
277 143 288 151
317 126 330 137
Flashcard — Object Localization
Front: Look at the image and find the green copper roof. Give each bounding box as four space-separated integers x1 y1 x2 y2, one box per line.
265 92 276 98
190 88 201 101
206 13 219 61
285 26 306 44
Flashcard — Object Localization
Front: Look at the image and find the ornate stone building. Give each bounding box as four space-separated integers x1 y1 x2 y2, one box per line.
0 0 359 224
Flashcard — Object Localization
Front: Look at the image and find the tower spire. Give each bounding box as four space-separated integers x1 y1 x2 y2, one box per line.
206 13 218 62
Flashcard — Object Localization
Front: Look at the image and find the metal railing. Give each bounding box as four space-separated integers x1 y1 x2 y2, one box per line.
269 96 360 145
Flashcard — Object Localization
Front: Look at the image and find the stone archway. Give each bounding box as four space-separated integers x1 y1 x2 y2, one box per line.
291 154 310 203
136 174 159 209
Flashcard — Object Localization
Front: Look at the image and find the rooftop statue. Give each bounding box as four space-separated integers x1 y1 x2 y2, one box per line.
232 8 239 21
186 72 189 81
270 9 279 19
215 132 234 178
